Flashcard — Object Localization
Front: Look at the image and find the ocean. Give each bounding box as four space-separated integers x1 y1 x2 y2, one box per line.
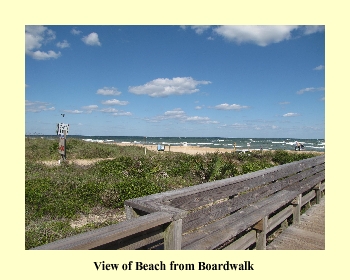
27 135 325 152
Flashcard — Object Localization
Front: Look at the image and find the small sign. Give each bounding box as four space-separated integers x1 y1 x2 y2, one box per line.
56 123 69 135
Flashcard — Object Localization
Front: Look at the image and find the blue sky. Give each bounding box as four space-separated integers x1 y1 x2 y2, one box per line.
25 25 325 138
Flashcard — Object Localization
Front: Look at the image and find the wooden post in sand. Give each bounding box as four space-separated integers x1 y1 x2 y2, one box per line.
57 123 69 163
58 130 66 162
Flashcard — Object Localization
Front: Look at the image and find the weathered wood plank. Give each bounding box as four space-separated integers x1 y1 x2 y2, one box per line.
125 205 139 219
301 190 316 206
284 171 324 194
164 219 183 250
182 170 324 232
292 194 302 224
223 230 256 250
169 162 325 210
268 205 293 231
254 216 268 250
182 173 325 251
94 226 164 250
124 200 187 221
32 211 173 250
182 190 297 249
314 182 325 204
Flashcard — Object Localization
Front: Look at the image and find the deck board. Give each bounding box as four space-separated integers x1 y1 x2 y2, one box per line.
267 197 325 250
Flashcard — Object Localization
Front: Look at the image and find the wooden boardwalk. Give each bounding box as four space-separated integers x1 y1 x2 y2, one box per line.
267 197 325 250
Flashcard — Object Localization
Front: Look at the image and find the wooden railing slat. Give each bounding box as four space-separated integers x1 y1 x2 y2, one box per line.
32 211 173 250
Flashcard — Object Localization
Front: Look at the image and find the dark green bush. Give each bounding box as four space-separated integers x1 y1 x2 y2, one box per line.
272 150 315 165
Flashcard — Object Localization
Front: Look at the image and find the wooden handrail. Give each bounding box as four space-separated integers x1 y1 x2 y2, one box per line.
31 211 174 250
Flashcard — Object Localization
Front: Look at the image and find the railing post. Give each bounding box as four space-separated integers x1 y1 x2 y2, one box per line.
163 219 182 250
314 183 321 204
125 205 139 219
292 194 302 224
254 216 268 250
280 219 289 230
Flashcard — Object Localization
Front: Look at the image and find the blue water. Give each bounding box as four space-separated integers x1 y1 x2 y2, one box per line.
27 135 325 152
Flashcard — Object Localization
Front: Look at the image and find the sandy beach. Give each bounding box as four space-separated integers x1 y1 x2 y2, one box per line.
115 142 233 155
41 142 323 167
114 142 324 155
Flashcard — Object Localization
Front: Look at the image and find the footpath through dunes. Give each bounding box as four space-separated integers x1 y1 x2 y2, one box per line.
267 196 325 250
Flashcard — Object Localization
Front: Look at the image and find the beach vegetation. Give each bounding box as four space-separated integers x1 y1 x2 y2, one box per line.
25 138 321 249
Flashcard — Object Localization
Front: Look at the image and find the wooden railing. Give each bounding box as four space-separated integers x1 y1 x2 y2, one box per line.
32 155 325 250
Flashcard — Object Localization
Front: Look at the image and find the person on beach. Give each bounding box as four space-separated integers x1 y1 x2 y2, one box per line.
295 141 304 151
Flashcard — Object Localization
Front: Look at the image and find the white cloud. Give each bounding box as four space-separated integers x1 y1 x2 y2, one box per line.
100 108 132 116
186 25 324 47
112 111 132 116
195 106 203 110
313 65 324 70
213 25 298 47
186 116 209 121
148 108 216 124
101 99 129 106
30 50 61 60
100 108 119 113
163 108 186 119
283 112 299 117
57 40 70 48
82 32 101 46
82 105 99 113
96 87 121 96
296 87 325 94
129 77 211 97
25 25 61 60
83 105 98 110
185 116 218 124
214 103 249 110
64 110 83 114
25 100 55 112
71 28 82 35
279 101 290 105
191 25 211 34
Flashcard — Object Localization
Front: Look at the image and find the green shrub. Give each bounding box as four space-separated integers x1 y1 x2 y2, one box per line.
117 178 163 207
241 160 273 174
272 150 316 165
